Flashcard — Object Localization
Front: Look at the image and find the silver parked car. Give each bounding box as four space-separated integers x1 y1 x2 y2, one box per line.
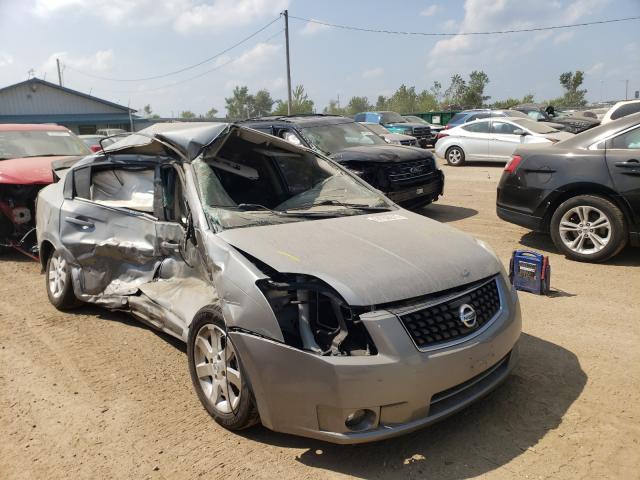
435 117 574 166
359 122 418 146
36 122 521 444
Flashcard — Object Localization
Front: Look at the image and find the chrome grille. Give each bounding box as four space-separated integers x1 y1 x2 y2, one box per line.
411 126 430 138
398 279 501 349
386 159 435 184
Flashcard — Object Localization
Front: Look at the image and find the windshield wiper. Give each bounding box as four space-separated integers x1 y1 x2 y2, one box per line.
209 203 333 217
285 199 392 212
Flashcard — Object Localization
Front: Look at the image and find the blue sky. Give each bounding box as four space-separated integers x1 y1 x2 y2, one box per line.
0 0 638 116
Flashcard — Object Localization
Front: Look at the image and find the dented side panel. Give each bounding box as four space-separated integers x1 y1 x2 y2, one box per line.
59 198 160 296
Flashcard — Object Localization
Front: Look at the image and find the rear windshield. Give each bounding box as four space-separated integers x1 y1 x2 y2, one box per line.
449 113 466 124
611 103 640 120
0 130 90 159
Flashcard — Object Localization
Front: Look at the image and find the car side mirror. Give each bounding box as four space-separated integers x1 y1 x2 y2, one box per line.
513 129 527 136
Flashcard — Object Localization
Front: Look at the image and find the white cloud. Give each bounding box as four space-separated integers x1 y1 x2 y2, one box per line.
420 5 440 17
362 67 384 79
427 0 609 72
174 0 288 34
32 0 288 34
586 62 604 75
443 19 458 30
41 50 115 74
223 42 281 75
0 53 14 67
299 19 330 35
553 31 575 44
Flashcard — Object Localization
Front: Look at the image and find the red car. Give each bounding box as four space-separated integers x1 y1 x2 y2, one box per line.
0 124 89 258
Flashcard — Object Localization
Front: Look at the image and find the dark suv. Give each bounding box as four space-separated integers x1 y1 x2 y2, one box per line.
497 112 640 262
240 115 444 208
353 111 432 147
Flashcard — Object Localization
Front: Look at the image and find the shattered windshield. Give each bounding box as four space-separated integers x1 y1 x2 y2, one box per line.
193 131 393 230
0 130 90 159
300 122 386 155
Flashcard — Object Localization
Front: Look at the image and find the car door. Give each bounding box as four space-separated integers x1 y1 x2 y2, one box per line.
605 125 640 227
132 163 216 338
488 120 524 161
60 160 161 297
457 120 490 160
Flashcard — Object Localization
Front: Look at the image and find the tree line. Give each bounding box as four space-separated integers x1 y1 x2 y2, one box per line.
141 70 589 121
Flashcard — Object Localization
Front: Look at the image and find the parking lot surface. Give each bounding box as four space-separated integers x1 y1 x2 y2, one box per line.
1 158 638 480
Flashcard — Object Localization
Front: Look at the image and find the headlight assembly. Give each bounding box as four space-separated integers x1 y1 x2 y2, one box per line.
256 274 377 356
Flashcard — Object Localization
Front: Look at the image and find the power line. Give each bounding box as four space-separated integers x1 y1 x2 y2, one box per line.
65 15 282 82
91 28 284 96
289 15 640 37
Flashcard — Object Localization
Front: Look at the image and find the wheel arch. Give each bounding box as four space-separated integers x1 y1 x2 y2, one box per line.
38 239 55 271
542 183 633 232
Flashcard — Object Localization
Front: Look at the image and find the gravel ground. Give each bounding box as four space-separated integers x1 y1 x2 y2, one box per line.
1 158 639 479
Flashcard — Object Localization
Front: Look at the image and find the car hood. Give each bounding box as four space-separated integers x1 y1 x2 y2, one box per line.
385 122 426 129
382 133 416 141
218 210 501 306
330 145 430 163
0 155 83 184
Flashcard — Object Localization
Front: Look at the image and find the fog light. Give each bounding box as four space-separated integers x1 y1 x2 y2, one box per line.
344 409 376 431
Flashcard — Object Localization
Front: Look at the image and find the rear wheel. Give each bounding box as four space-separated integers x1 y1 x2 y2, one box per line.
550 195 627 262
45 250 80 310
445 146 465 166
188 305 259 430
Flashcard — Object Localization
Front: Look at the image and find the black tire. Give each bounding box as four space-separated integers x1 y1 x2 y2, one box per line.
445 146 466 166
550 195 627 262
187 305 259 430
45 249 81 310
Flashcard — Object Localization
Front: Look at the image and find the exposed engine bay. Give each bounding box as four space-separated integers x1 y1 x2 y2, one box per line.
0 184 42 256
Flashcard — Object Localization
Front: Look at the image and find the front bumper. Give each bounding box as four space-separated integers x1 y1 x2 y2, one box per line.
415 136 430 148
386 172 445 207
230 274 521 444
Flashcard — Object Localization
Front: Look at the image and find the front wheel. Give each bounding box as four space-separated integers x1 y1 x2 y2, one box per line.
550 195 627 262
46 250 80 310
187 305 259 430
445 146 465 166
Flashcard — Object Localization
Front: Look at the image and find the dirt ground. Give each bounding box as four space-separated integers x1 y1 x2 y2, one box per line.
1 158 639 480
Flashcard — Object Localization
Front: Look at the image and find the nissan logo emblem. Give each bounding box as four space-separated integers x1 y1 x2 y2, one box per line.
458 304 477 328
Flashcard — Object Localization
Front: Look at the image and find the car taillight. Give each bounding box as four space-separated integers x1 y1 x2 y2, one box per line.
436 132 449 140
504 155 522 174
444 124 451 129
90 145 101 152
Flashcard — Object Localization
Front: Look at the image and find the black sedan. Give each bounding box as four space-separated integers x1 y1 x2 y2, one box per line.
497 112 640 262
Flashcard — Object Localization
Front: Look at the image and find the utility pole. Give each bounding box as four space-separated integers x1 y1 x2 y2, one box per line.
283 10 292 115
625 79 629 100
56 58 62 86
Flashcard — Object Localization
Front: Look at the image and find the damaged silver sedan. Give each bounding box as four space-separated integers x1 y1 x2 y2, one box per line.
36 122 521 444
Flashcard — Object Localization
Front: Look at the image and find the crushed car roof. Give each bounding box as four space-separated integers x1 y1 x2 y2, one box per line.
105 122 230 160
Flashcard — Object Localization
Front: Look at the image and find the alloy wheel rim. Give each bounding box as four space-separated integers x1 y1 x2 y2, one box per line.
559 206 611 254
448 149 461 163
194 324 241 414
48 253 67 299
